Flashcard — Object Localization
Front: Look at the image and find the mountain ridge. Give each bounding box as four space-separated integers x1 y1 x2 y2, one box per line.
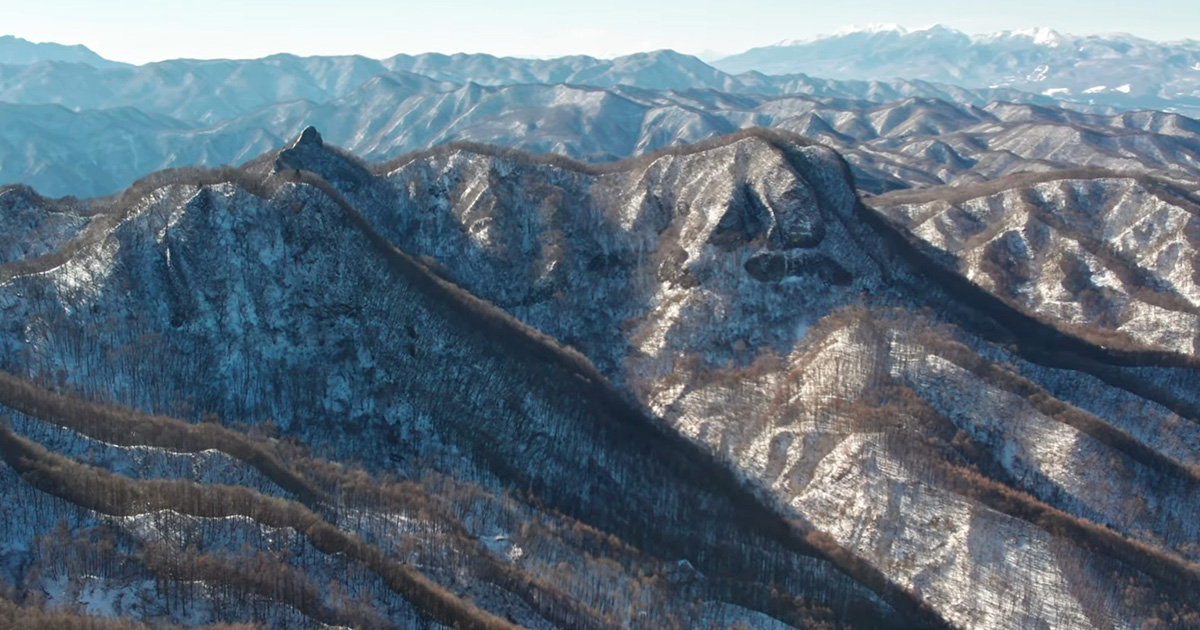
0 34 127 69
6 75 1198 199
2 126 1200 628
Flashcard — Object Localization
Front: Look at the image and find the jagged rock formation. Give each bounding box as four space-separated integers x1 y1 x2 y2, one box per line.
0 128 1198 629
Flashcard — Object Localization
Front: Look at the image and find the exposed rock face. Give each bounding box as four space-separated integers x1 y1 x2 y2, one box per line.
0 129 1198 629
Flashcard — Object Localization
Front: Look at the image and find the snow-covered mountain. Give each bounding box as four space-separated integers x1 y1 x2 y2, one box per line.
714 25 1200 115
1 126 1198 629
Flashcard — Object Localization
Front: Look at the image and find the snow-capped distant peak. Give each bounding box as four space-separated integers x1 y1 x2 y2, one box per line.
833 23 909 36
775 24 948 46
1008 27 1065 46
970 27 1070 47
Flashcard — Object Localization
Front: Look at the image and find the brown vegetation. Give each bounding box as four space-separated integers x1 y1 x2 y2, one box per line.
0 421 523 630
0 371 327 509
138 544 392 630
0 596 259 630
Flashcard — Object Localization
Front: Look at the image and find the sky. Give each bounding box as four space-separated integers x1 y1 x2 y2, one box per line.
3 0 1198 64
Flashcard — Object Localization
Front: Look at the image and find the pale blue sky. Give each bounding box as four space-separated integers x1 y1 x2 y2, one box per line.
5 0 1197 63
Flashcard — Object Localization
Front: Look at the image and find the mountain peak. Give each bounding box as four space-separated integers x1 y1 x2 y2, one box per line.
275 126 372 189
293 125 324 148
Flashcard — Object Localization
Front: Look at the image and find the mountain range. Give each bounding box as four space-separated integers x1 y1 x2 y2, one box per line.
3 38 1199 199
2 123 1199 629
0 35 127 69
4 80 1199 199
713 25 1200 116
1 27 1200 630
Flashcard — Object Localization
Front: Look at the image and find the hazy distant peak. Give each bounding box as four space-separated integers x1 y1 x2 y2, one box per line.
831 23 915 37
968 27 1083 47
767 24 1192 48
775 24 959 46
0 34 126 68
612 49 706 64
714 25 1200 114
1001 27 1065 45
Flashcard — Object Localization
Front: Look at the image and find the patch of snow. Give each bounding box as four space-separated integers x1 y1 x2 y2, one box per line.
1115 83 1132 93
1026 65 1050 82
1010 27 1065 47
1042 88 1071 96
692 601 797 630
480 533 524 562
77 576 140 617
833 23 909 36
1083 85 1108 94
42 574 68 607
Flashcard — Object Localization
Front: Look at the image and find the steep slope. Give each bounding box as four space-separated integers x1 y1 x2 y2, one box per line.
869 171 1200 355
316 128 1200 629
2 128 1199 628
2 125 1200 624
0 130 941 629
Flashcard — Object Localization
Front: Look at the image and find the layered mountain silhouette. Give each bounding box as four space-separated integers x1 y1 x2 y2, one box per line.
0 127 1198 629
713 25 1200 116
2 41 1180 198
0 35 127 69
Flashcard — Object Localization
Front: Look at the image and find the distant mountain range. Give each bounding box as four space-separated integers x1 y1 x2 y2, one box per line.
0 45 1066 123
5 84 1199 199
0 34 127 69
2 31 1199 199
5 34 1195 199
713 25 1200 115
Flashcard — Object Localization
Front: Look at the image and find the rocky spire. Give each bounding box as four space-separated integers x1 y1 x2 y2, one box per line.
293 125 323 148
